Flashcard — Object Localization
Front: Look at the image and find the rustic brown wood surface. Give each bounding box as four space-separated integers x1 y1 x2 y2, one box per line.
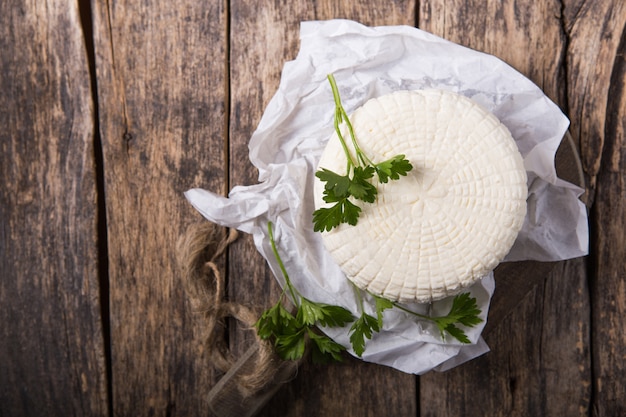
90 0 228 415
0 1 108 415
1 0 624 416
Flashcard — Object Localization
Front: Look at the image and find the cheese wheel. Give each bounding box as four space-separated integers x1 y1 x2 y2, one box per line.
314 89 527 303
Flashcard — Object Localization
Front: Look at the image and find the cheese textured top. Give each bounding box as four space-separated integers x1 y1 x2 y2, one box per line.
314 89 528 303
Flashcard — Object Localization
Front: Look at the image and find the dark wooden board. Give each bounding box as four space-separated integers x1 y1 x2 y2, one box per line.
580 2 626 412
91 1 228 415
1 0 624 416
0 1 108 415
563 1 626 413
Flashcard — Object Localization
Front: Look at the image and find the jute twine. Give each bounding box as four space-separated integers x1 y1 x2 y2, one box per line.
176 222 285 397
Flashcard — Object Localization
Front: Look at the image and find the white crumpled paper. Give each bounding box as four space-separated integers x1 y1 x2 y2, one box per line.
185 20 589 374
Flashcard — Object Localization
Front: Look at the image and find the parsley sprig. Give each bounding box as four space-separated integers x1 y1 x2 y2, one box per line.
348 287 394 356
347 289 482 356
255 222 355 362
313 74 413 232
257 222 483 361
392 292 484 344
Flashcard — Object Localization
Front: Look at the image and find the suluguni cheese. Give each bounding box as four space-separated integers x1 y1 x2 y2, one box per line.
314 89 528 303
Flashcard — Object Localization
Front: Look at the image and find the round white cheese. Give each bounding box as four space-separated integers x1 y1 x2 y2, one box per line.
314 89 527 303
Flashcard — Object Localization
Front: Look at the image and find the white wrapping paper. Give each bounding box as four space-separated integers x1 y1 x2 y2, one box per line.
185 20 589 374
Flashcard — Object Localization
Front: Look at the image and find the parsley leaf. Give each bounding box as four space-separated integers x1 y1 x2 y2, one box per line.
349 312 380 357
375 154 413 184
308 329 346 363
346 288 388 357
373 295 394 327
348 166 377 202
431 292 483 342
313 166 376 231
255 302 298 341
312 198 362 232
298 297 355 328
441 324 470 344
275 328 307 361
316 169 351 197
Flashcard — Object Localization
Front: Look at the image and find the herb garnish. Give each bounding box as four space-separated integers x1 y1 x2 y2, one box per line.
312 74 413 232
348 290 482 356
392 292 484 343
255 222 355 362
348 287 394 356
257 221 483 360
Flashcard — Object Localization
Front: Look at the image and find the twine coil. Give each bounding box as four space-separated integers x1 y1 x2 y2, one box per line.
176 222 287 397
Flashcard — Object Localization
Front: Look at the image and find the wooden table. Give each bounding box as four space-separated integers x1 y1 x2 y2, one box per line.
2 1 624 416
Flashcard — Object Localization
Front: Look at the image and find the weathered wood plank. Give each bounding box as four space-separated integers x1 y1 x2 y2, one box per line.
563 0 626 199
591 154 626 417
419 1 592 416
2 0 624 416
541 258 591 415
91 1 228 415
227 1 418 416
570 1 626 414
422 260 590 416
0 1 108 416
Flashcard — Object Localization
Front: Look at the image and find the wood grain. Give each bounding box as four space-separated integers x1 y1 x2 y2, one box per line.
564 1 626 414
564 0 626 198
91 1 228 415
1 0 624 416
581 3 626 413
422 260 591 416
0 1 108 415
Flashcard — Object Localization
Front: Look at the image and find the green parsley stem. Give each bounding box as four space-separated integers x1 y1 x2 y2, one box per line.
267 221 300 307
327 74 359 170
327 74 377 170
391 302 437 322
352 282 366 313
